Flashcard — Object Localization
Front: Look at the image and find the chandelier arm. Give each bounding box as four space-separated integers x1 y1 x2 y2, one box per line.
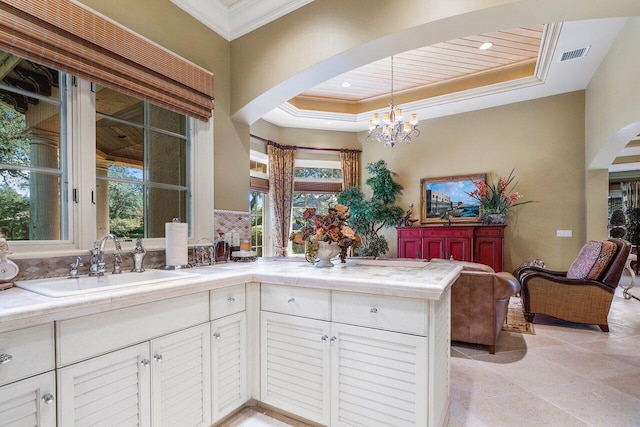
367 55 419 147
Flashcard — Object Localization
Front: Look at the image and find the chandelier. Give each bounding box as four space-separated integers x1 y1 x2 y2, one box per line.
367 56 419 147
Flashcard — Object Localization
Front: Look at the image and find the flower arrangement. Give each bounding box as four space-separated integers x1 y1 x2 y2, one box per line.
289 204 360 263
468 170 532 216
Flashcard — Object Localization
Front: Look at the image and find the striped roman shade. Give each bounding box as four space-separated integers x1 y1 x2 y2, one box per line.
294 181 342 194
0 0 214 121
250 176 269 193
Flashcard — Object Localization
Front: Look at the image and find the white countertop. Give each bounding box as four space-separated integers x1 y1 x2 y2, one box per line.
0 258 462 333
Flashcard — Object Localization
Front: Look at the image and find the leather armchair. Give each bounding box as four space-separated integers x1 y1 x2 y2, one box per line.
430 259 521 354
514 238 630 332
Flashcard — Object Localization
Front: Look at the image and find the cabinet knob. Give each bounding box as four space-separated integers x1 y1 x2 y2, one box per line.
227 297 236 303
321 335 329 342
153 354 163 363
42 393 55 405
330 336 337 343
287 298 295 303
140 359 150 367
0 353 12 365
370 307 378 314
213 332 221 339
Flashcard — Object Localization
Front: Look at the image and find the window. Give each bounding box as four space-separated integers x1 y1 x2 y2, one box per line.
294 166 342 180
95 86 189 239
1 50 213 252
289 160 342 255
0 52 67 241
250 150 268 257
250 191 264 256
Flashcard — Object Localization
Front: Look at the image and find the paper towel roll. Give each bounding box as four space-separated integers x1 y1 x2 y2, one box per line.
165 222 188 266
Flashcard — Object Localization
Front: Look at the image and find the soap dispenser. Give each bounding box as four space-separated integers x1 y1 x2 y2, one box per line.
131 238 146 272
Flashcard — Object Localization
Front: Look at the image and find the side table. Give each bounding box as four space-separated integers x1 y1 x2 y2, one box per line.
621 253 636 300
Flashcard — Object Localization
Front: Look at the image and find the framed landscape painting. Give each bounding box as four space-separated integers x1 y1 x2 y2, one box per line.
420 173 485 223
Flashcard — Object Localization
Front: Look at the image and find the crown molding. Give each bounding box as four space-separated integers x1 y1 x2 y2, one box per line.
229 0 315 40
171 0 314 41
170 0 230 39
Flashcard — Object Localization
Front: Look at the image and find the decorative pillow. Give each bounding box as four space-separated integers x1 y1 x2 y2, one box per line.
586 240 617 280
567 241 603 279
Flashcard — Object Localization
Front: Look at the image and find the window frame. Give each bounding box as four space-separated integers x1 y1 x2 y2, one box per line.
0 66 73 247
8 76 213 256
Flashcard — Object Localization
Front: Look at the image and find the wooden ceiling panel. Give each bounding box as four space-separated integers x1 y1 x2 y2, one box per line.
295 25 544 108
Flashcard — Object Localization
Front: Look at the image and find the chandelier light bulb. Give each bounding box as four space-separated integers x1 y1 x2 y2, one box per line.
410 114 418 125
403 122 411 132
383 112 391 124
395 108 403 121
372 113 380 124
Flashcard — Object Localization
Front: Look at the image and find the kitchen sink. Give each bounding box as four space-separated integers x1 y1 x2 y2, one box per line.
15 269 200 297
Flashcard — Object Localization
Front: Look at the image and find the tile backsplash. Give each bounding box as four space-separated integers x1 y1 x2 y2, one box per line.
214 209 251 241
5 210 251 282
10 250 167 282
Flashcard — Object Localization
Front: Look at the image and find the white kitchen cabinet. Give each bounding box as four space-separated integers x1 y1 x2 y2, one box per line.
151 323 211 426
211 311 248 423
58 323 212 427
260 311 331 426
0 323 54 387
260 285 443 427
330 322 427 427
0 371 56 427
58 342 151 426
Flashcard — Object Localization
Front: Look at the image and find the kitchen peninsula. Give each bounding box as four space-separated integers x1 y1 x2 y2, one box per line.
0 259 461 427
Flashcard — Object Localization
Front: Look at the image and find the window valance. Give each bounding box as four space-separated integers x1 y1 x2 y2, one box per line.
0 0 214 121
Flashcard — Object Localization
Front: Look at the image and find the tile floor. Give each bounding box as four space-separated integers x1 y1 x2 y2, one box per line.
222 273 640 426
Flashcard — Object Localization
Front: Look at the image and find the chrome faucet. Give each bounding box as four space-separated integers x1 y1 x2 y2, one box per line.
89 234 122 276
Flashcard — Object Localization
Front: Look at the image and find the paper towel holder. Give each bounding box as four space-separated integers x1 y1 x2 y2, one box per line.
164 219 190 270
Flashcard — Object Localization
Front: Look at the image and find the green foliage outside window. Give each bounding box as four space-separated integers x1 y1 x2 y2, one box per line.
0 104 31 239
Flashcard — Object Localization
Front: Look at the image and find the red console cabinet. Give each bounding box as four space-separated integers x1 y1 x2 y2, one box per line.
397 225 505 272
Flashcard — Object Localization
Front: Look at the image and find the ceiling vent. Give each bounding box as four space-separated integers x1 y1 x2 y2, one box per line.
559 46 590 62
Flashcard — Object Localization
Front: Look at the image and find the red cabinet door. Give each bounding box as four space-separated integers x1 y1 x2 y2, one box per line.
422 237 445 260
398 237 422 259
447 237 471 262
473 226 504 271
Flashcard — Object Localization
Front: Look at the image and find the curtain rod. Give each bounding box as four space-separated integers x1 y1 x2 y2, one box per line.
250 133 361 153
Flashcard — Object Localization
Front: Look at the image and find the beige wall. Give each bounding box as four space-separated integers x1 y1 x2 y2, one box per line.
79 0 249 212
356 92 586 271
254 93 586 271
251 120 361 161
585 17 640 240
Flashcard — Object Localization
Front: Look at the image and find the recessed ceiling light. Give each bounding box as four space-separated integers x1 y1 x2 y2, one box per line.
341 81 351 88
479 42 493 50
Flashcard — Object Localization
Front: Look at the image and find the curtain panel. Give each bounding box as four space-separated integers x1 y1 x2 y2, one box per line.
268 143 296 257
0 0 213 120
340 150 359 190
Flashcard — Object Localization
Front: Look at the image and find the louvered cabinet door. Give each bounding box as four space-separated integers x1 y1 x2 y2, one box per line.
330 323 428 427
260 311 330 426
0 371 55 427
58 342 151 427
211 312 248 423
150 323 211 427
